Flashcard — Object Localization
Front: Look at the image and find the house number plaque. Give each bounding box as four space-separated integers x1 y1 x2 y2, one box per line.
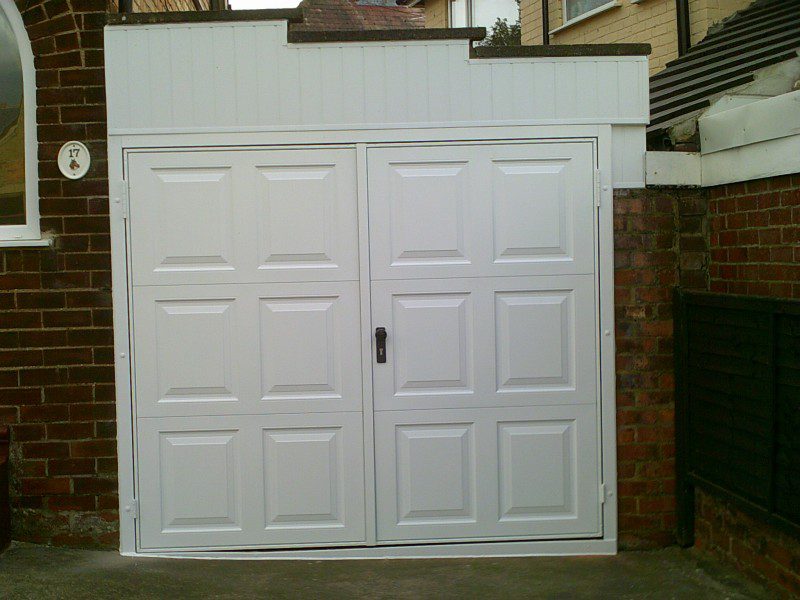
58 141 91 180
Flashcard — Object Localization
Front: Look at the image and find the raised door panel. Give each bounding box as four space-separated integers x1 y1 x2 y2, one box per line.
371 276 595 411
133 281 361 417
138 421 245 550
392 293 474 398
128 148 358 286
368 146 479 280
395 424 475 524
491 404 600 537
387 161 470 267
257 412 366 545
484 143 595 277
491 275 596 407
368 142 595 280
257 282 362 413
137 413 366 550
374 406 600 543
129 152 239 286
133 286 246 417
376 415 481 541
251 149 359 282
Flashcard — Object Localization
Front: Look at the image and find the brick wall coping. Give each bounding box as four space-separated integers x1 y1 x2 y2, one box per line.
107 8 305 25
286 27 486 43
472 43 652 58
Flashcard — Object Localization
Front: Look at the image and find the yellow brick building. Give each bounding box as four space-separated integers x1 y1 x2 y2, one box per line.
419 0 754 75
522 0 751 74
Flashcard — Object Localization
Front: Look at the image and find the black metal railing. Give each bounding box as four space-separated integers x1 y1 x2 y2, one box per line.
674 290 800 545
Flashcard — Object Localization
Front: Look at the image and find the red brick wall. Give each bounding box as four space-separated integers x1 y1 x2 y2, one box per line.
708 174 800 299
696 172 800 598
612 186 707 549
695 489 800 598
2 0 118 548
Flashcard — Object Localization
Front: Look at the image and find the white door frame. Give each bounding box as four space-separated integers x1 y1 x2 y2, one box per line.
108 124 617 557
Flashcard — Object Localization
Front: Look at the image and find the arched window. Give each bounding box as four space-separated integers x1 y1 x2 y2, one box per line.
0 0 40 243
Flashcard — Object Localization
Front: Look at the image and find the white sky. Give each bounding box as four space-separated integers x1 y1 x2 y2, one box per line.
228 0 301 9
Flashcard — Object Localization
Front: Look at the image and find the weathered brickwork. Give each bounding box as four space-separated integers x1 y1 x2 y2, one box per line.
3 0 118 549
708 174 800 299
614 187 681 548
612 186 709 549
696 172 800 598
695 489 800 598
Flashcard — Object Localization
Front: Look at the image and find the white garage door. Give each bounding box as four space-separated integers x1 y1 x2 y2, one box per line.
127 141 601 551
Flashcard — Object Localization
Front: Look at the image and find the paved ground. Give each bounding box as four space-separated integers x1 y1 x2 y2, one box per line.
0 543 772 600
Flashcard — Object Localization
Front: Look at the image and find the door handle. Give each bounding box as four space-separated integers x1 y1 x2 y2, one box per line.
375 327 387 363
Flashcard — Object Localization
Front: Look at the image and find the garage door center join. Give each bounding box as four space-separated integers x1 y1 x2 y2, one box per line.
129 141 602 551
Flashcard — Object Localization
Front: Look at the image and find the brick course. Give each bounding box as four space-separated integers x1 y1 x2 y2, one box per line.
695 488 800 598
613 186 707 548
2 0 118 548
708 174 800 299
694 172 800 598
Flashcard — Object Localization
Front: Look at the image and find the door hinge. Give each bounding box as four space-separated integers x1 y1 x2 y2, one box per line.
117 180 129 220
594 169 602 208
599 483 607 504
124 498 139 520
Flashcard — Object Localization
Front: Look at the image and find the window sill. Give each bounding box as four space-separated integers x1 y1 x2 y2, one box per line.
0 234 53 248
550 1 621 36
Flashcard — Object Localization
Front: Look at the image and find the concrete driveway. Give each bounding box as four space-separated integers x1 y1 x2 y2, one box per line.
0 543 772 599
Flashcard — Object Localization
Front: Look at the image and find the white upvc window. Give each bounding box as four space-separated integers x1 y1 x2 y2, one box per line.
0 0 43 245
449 0 519 30
564 0 611 22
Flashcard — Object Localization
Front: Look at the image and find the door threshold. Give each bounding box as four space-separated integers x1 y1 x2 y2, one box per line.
126 538 617 560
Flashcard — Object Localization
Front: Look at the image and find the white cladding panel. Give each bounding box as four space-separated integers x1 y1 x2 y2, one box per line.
105 21 649 133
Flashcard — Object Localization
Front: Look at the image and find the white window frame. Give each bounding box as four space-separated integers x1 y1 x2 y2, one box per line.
448 0 519 29
558 0 620 31
449 0 472 27
0 0 45 245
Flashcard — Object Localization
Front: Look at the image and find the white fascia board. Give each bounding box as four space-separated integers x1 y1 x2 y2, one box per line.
645 151 701 186
700 90 800 154
701 133 800 187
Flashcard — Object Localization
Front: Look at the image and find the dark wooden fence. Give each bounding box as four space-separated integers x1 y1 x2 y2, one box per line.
674 291 800 545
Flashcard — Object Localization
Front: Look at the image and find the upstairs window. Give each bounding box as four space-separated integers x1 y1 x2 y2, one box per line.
449 0 519 30
0 0 40 242
564 0 610 22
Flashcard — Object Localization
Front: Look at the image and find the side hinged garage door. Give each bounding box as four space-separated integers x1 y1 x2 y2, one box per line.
126 140 602 551
368 142 601 542
128 148 367 551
